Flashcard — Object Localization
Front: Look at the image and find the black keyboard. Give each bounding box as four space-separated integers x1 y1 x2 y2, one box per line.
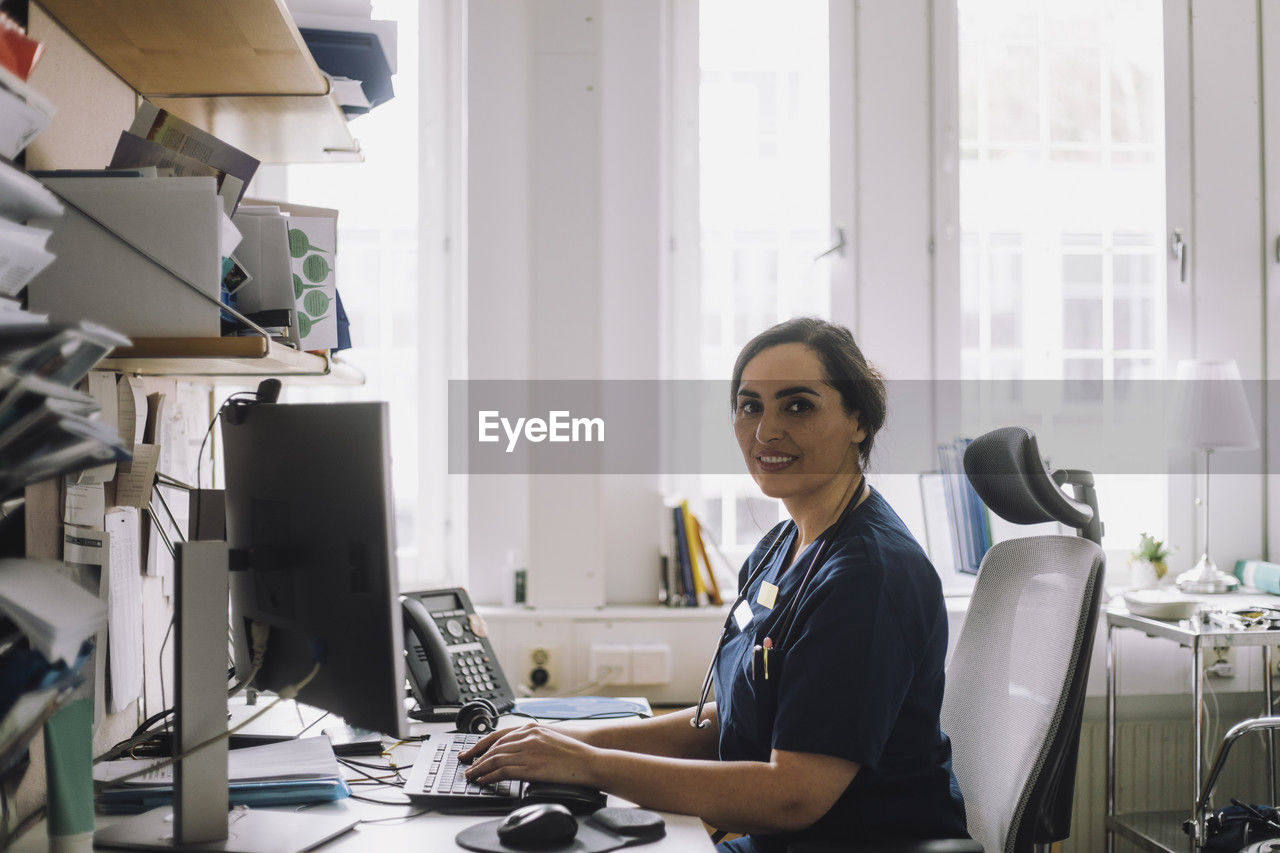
403 732 521 809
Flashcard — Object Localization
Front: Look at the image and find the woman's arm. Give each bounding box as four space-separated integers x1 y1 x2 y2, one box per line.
464 703 721 761
462 724 858 835
561 703 721 760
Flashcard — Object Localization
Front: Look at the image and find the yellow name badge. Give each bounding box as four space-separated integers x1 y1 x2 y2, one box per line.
757 582 779 610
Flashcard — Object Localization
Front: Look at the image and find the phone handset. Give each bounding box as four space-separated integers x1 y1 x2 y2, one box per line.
402 596 463 710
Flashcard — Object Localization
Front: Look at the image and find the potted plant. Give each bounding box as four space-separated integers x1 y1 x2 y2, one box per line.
1130 532 1171 588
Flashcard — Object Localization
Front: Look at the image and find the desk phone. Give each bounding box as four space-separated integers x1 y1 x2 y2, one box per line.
402 588 516 722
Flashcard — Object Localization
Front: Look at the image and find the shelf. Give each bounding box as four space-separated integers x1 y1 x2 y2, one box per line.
34 0 361 163
97 337 364 384
1106 811 1196 853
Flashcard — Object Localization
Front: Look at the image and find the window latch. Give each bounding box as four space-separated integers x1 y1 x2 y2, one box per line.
1171 229 1188 282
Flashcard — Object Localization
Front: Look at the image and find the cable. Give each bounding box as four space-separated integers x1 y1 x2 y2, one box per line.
296 710 330 738
157 616 174 726
337 758 404 786
356 808 434 825
348 792 417 807
97 662 321 788
193 390 257 542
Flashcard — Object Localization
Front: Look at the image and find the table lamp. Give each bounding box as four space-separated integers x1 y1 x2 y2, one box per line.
1172 358 1259 593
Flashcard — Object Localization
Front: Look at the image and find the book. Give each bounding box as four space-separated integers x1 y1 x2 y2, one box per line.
108 131 245 216
127 102 259 210
937 439 992 575
671 505 696 606
691 515 724 606
680 501 708 606
97 778 352 815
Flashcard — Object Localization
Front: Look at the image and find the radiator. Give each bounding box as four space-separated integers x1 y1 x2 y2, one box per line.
1062 719 1273 852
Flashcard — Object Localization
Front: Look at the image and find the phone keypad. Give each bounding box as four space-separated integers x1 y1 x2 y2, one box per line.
453 651 500 699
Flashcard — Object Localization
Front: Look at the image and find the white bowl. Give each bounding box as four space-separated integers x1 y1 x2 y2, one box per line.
1122 589 1200 620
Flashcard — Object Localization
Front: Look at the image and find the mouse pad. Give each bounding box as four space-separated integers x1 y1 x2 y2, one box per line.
456 814 655 853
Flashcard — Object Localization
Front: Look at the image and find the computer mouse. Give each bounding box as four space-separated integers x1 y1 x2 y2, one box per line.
496 802 578 847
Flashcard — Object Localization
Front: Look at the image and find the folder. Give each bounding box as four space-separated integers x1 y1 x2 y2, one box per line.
232 205 298 347
26 176 223 337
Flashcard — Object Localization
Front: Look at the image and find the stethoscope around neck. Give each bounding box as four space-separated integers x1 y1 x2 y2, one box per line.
689 476 868 729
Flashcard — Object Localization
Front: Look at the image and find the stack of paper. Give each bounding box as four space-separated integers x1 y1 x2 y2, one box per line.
0 60 53 160
94 737 352 814
0 559 106 666
0 322 130 498
0 43 59 320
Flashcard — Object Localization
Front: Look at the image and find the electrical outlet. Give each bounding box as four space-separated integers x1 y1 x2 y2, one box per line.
589 645 632 685
523 645 561 692
1206 646 1236 678
631 644 672 685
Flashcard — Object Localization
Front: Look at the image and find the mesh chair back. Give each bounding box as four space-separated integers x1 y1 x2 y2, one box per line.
940 536 1104 853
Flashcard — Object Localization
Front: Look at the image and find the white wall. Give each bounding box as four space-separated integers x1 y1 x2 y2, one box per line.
1166 0 1269 570
466 0 665 607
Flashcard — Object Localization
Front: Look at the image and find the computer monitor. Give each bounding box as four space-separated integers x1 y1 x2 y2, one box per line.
221 400 409 739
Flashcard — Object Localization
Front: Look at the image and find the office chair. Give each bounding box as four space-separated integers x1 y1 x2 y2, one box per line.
790 426 1105 853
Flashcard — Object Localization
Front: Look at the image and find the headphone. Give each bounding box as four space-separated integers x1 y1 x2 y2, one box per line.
455 697 501 734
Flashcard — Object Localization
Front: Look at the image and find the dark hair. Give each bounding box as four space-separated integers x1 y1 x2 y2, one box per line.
730 317 887 467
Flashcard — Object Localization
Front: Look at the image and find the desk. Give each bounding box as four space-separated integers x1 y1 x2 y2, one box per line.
10 707 716 852
1104 594 1280 853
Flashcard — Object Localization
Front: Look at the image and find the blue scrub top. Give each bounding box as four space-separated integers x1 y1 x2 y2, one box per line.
714 488 968 853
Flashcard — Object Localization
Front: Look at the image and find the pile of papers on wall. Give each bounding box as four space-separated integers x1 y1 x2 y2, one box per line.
0 322 131 499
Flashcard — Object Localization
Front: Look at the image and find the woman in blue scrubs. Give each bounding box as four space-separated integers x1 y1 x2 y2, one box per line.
462 318 969 851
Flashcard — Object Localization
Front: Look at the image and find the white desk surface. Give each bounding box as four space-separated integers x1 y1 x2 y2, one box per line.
12 707 716 852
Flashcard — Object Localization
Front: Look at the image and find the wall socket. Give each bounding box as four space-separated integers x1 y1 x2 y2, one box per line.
523 645 561 692
589 645 632 685
1206 645 1236 678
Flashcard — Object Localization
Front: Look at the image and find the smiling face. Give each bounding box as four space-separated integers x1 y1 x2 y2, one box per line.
733 342 867 504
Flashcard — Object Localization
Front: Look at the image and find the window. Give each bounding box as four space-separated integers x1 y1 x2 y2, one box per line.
691 0 832 558
957 0 1167 555
268 1 434 585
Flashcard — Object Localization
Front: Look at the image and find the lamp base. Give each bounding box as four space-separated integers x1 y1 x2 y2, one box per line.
1176 555 1240 594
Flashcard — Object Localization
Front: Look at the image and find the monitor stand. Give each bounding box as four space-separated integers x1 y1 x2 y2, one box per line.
94 541 358 852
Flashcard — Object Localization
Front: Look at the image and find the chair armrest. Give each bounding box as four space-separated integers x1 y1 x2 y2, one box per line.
788 840 982 853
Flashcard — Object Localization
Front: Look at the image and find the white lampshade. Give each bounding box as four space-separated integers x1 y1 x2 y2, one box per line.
1171 358 1259 450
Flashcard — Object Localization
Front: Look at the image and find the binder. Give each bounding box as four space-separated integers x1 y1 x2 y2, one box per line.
26 177 223 337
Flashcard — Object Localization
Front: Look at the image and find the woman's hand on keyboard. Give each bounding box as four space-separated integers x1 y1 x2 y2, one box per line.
460 722 600 788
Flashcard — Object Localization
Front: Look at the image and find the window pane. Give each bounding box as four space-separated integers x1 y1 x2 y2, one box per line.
986 45 1039 143
699 0 830 554
958 0 1166 556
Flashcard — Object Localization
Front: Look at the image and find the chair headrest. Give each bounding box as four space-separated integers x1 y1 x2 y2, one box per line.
962 427 1095 530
